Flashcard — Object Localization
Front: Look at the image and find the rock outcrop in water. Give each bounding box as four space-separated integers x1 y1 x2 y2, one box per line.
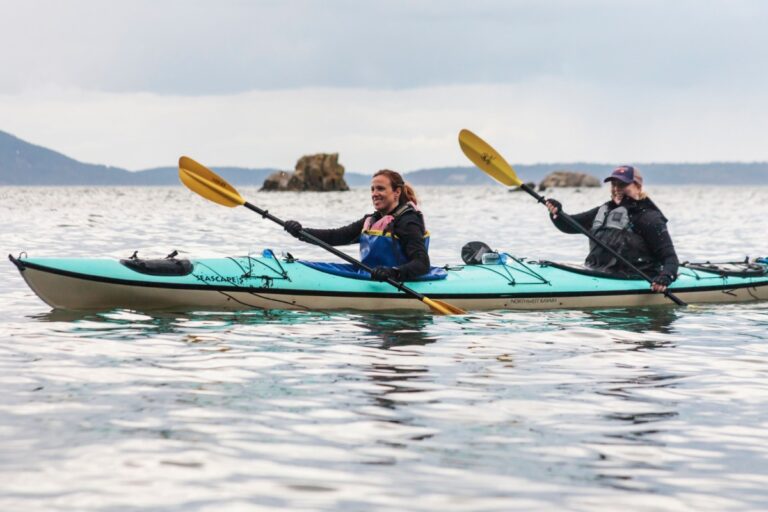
538 171 600 190
261 153 350 192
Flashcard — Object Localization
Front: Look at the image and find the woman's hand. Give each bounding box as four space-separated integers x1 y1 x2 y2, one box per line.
545 199 562 219
370 266 399 282
651 274 673 293
284 220 303 238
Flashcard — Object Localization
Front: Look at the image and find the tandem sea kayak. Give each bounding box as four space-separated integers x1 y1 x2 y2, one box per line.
9 251 768 312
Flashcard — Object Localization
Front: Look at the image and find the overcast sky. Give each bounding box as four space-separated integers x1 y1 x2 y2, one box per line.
1 0 767 171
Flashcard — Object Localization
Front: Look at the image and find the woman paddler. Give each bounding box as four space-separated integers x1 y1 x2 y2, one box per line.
545 165 679 293
283 170 444 282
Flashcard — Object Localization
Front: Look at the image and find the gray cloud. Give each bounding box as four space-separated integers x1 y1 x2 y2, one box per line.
1 0 767 94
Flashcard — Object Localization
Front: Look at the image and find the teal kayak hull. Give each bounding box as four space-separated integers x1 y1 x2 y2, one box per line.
10 254 768 312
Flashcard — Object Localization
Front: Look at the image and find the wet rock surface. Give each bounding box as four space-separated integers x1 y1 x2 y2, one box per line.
538 171 600 190
261 153 350 191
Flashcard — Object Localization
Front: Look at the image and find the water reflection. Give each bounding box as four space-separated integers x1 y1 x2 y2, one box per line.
351 312 438 349
346 314 440 448
588 321 683 492
587 307 680 335
30 307 443 348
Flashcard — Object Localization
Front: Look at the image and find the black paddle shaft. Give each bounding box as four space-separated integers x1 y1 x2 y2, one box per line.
518 184 687 306
243 201 429 300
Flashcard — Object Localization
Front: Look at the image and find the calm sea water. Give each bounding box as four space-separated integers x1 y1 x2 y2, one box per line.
1 185 768 511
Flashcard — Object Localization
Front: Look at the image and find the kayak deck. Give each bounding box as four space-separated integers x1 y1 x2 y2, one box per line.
9 253 768 312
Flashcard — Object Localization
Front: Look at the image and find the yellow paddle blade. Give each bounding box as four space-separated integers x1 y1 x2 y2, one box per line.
178 156 245 208
458 129 522 187
423 297 466 315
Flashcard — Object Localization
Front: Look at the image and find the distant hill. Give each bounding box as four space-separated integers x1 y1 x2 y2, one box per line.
1 129 134 185
398 163 768 186
2 129 767 186
130 166 276 186
0 130 275 185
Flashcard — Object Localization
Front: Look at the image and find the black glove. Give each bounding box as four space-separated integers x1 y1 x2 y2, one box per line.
652 274 673 287
370 266 399 282
284 220 303 238
545 199 562 216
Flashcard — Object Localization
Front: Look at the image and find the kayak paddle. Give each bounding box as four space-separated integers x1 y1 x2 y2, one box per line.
457 129 687 307
178 156 466 315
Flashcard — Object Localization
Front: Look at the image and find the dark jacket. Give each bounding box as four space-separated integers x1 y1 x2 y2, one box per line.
302 208 430 280
550 196 679 278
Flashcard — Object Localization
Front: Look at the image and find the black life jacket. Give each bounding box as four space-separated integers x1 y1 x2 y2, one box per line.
585 199 661 276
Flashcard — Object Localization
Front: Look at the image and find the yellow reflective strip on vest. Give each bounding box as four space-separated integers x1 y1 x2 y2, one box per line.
363 229 429 240
362 230 396 238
